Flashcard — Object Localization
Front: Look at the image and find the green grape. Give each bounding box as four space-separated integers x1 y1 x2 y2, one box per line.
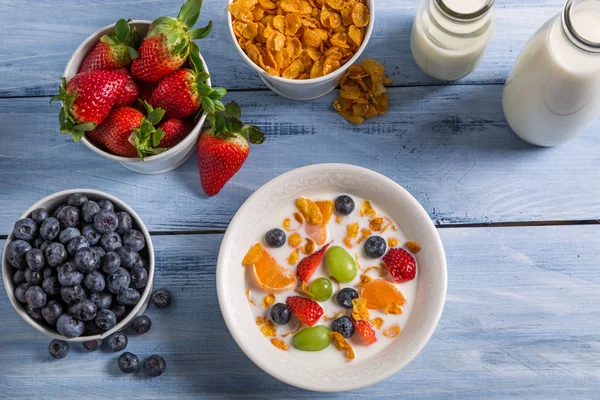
326 246 357 283
292 325 331 351
309 277 333 302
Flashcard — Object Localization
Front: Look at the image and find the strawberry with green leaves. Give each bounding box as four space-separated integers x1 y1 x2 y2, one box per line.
51 70 127 142
150 46 226 119
79 19 140 73
131 0 213 82
197 101 265 196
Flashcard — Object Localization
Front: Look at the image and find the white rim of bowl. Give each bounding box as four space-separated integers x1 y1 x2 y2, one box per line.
2 189 155 341
62 20 210 163
226 0 376 85
216 163 447 391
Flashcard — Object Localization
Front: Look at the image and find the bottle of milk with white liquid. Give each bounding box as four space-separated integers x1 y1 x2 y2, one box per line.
503 0 600 146
411 0 495 81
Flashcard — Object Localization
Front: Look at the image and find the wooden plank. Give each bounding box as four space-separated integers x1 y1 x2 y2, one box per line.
1 86 599 234
0 0 565 97
1 225 599 399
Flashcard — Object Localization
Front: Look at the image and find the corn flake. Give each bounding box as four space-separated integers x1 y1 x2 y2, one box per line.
388 237 399 248
384 302 403 315
271 338 289 350
383 325 401 338
351 298 370 321
370 317 384 329
324 310 345 321
245 288 257 306
262 294 276 309
406 241 422 254
256 316 266 325
260 319 277 337
301 238 316 255
331 332 355 360
351 3 369 28
360 200 376 218
288 233 302 247
296 198 323 225
287 249 299 265
357 274 373 287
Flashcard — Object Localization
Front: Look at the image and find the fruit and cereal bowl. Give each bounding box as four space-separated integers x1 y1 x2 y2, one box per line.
2 189 154 342
57 0 224 174
227 0 375 100
217 164 447 391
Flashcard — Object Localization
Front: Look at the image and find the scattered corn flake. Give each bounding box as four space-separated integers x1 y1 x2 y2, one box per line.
301 238 316 255
357 274 373 287
271 338 289 350
283 218 291 231
369 217 384 232
359 200 376 218
324 310 345 321
331 332 356 360
351 298 370 321
262 294 276 309
245 288 257 306
351 3 370 28
381 217 397 233
287 249 299 265
357 228 371 244
294 212 305 225
296 198 323 225
336 215 343 224
288 233 302 247
256 316 266 325
370 317 384 330
301 281 314 297
388 237 399 248
260 320 277 337
383 325 401 338
384 302 403 315
363 265 385 277
346 222 359 238
406 241 422 254
354 253 362 270
343 237 353 248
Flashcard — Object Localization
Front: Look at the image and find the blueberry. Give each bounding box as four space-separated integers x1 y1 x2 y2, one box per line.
334 195 355 216
61 285 86 305
130 266 149 289
67 236 90 256
12 269 26 285
58 262 84 286
74 247 100 274
82 339 102 352
69 299 97 321
67 193 88 208
122 230 145 252
53 204 67 218
111 305 127 320
81 224 101 245
116 212 133 235
117 288 140 307
42 267 54 279
98 199 114 212
144 355 166 377
364 236 387 258
84 271 105 292
57 206 79 229
42 276 61 296
118 352 139 373
56 314 84 338
39 217 60 241
101 251 121 274
133 257 148 269
32 237 45 249
270 303 291 325
41 300 64 326
84 321 103 336
39 240 51 253
49 339 70 359
152 288 171 308
6 239 32 268
59 227 81 244
26 248 46 271
31 208 49 225
116 245 140 268
131 315 152 334
89 291 113 310
331 316 355 338
81 201 101 223
13 218 38 241
91 246 106 259
107 268 130 294
24 268 43 285
14 283 32 303
25 285 47 308
44 242 67 267
100 232 122 252
106 331 128 351
26 304 43 320
94 210 118 234
336 287 359 309
264 229 286 248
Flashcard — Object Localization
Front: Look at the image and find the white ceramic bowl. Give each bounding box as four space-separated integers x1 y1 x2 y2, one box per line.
63 21 211 174
2 189 155 342
217 164 447 391
227 0 375 100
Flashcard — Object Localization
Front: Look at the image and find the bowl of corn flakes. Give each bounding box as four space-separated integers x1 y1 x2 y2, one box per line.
227 0 375 100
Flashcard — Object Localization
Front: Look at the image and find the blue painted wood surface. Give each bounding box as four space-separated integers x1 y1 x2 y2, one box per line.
1 0 599 398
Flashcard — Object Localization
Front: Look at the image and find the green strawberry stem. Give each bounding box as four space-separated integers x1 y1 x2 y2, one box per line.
205 101 265 144
100 19 140 59
131 101 168 160
50 77 96 142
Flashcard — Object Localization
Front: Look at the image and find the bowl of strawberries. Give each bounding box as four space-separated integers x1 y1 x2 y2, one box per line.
53 0 225 174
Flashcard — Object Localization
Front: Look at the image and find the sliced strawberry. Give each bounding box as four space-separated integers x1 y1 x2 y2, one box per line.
382 248 417 283
285 296 323 327
352 318 377 346
296 243 330 283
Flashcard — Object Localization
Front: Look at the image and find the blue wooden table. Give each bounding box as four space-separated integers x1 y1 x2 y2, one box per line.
1 0 599 398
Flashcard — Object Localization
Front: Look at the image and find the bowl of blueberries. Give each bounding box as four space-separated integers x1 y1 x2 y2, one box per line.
2 189 154 341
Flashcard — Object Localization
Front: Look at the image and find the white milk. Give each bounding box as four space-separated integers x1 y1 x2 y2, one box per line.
411 0 495 81
502 0 600 146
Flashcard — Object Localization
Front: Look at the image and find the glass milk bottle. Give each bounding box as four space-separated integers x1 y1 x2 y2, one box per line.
410 0 495 81
502 0 600 146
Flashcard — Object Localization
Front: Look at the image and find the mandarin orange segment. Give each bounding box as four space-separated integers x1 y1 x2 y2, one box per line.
360 279 406 310
243 243 297 292
305 200 334 245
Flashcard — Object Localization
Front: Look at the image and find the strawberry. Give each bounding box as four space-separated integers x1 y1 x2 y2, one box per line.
114 68 140 107
296 243 331 283
352 318 377 346
285 296 324 327
149 48 225 119
130 0 213 82
156 118 192 148
196 101 265 196
382 248 417 283
79 19 140 72
51 70 127 141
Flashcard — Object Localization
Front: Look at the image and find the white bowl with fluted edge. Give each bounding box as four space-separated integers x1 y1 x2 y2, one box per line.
2 189 154 342
216 163 447 391
63 20 210 174
227 0 375 101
